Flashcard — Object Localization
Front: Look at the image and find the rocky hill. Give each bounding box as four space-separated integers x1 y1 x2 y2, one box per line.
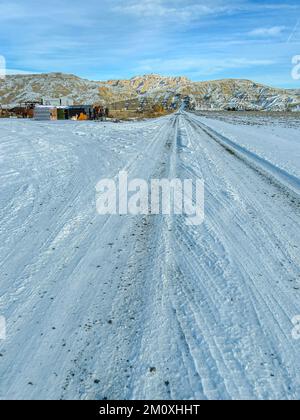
0 72 299 112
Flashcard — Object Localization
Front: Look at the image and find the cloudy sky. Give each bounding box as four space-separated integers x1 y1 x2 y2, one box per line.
0 0 299 87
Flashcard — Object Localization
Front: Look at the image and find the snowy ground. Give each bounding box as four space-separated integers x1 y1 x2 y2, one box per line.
0 113 300 400
194 112 300 179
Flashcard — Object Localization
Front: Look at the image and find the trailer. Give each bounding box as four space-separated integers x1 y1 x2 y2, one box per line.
34 106 58 121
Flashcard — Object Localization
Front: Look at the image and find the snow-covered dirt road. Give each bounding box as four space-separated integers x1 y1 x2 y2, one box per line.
0 113 300 400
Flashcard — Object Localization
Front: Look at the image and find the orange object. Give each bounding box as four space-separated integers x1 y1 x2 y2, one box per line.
78 112 88 121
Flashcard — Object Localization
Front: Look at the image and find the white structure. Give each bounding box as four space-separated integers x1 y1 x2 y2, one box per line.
41 97 74 107
34 106 57 121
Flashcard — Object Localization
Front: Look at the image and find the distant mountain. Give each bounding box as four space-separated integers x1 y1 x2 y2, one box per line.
1 72 300 112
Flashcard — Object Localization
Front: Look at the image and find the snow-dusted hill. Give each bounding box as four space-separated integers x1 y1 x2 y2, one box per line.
0 72 300 111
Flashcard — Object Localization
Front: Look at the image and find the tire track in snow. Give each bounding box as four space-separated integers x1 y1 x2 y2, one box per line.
166 112 300 399
1 115 300 400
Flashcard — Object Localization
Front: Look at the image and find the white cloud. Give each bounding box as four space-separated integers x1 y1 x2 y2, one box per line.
0 0 298 85
114 0 238 22
248 26 286 37
137 57 276 76
114 1 298 24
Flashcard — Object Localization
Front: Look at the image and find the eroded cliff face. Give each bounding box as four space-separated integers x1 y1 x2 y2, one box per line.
1 72 299 112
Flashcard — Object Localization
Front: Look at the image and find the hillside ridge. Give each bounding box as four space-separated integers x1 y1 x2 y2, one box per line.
1 72 299 112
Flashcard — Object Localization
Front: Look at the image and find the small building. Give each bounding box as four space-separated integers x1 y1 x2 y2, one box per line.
34 106 58 121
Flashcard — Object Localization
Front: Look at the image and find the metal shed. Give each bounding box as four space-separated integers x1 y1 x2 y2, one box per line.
66 105 93 120
34 106 58 121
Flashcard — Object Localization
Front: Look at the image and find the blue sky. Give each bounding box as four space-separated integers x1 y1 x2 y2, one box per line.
0 0 300 87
